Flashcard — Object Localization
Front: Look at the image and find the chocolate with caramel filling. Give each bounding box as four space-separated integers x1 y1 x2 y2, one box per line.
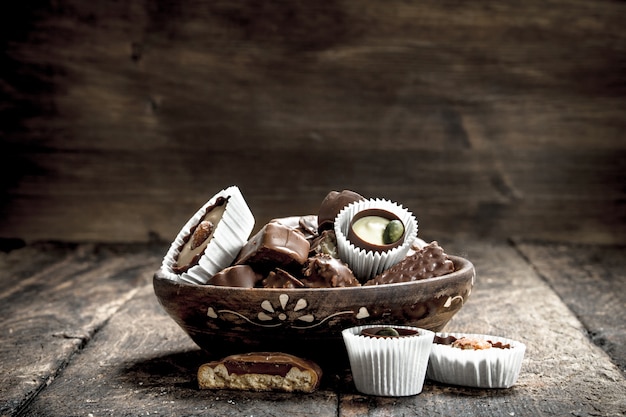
198 352 323 393
173 196 229 273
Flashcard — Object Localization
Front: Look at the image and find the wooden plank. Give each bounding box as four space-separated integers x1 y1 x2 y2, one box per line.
1 0 625 244
1 146 624 245
513 240 626 374
15 241 626 416
0 242 165 417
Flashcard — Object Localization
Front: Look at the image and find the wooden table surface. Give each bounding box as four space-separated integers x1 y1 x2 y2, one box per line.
1 237 624 417
1 0 625 415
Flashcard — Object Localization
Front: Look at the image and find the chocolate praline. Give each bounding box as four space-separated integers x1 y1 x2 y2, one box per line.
347 208 405 253
360 327 420 338
317 190 364 233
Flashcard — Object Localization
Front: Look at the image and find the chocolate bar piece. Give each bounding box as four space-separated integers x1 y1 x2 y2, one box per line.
317 190 364 232
365 241 454 285
301 254 360 288
235 222 310 274
207 265 263 288
270 215 318 241
198 352 322 393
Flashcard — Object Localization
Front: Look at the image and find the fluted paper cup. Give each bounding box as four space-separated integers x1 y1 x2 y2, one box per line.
160 185 255 284
342 325 434 396
427 332 526 388
334 199 418 280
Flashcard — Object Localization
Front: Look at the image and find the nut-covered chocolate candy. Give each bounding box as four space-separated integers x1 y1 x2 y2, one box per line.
301 254 360 288
317 190 364 232
364 241 454 285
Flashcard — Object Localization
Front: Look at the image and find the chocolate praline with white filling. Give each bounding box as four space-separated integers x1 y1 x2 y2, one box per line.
360 327 420 338
173 196 229 273
347 208 405 253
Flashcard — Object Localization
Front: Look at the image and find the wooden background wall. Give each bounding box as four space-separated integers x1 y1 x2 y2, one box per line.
1 0 624 246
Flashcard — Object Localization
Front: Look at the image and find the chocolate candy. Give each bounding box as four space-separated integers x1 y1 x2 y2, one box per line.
235 222 310 274
301 254 360 288
364 241 454 285
309 230 338 258
270 215 318 241
347 208 405 253
207 265 263 288
361 327 420 338
262 268 305 289
317 190 364 232
173 196 229 273
198 352 323 393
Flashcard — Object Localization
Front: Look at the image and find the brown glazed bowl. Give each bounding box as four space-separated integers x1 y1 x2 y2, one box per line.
153 255 474 364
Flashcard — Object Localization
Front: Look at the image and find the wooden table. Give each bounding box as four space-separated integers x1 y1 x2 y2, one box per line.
1 238 624 417
1 0 625 415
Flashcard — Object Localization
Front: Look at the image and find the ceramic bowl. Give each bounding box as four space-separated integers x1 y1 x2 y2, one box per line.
153 255 474 363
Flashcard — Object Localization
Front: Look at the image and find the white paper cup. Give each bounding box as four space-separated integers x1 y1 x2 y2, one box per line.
427 332 526 388
342 325 434 396
160 185 255 284
334 199 418 280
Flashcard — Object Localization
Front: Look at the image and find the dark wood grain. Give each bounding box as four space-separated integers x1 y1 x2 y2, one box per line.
513 239 626 374
0 1 625 414
4 241 624 417
0 242 165 417
1 0 624 244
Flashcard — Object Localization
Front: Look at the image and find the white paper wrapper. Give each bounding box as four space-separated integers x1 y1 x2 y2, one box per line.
342 325 434 396
160 185 255 284
427 332 526 389
334 199 418 280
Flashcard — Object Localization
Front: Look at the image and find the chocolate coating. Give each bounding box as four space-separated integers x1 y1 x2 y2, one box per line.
270 215 318 241
235 222 310 274
262 268 305 289
309 230 339 258
365 241 454 285
207 265 263 288
361 327 420 338
198 352 323 393
173 196 229 273
301 254 360 288
317 190 364 232
347 208 405 253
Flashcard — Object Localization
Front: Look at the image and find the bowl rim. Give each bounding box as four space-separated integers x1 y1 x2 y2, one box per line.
154 254 474 293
